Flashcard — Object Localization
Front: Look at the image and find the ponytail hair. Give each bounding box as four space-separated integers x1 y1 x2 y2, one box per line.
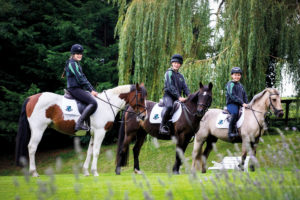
61 57 71 78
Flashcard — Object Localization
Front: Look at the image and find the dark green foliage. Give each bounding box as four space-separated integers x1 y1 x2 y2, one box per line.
0 0 119 147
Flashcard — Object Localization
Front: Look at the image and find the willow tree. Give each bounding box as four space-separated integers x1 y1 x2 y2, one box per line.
111 0 211 100
183 0 300 107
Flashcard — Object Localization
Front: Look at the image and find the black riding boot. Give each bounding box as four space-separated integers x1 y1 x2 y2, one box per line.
75 104 94 131
160 108 171 135
228 114 238 139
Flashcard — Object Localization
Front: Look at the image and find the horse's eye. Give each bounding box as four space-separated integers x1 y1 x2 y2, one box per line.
272 99 276 102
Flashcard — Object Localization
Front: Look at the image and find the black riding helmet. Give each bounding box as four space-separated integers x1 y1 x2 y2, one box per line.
231 67 242 75
71 44 84 54
171 54 183 64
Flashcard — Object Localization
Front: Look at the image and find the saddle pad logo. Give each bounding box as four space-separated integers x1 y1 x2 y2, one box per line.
218 120 224 125
153 114 159 120
65 106 73 112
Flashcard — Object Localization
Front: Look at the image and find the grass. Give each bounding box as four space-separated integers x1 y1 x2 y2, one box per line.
0 129 299 199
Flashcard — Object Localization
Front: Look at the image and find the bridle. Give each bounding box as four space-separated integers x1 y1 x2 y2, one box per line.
268 93 283 116
95 89 147 119
197 93 212 114
127 88 147 118
181 91 212 131
249 92 283 137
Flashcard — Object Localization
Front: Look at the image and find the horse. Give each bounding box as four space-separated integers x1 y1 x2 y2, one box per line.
191 88 284 173
115 82 213 175
15 83 147 177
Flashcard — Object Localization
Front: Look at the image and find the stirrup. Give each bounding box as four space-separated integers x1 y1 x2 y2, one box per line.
228 132 238 139
160 125 170 135
75 123 89 131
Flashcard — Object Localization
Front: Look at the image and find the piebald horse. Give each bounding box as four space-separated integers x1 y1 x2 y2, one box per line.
16 84 147 177
192 88 284 173
116 82 213 175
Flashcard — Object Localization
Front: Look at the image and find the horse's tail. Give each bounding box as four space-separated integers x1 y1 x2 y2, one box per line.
15 98 31 166
116 105 130 167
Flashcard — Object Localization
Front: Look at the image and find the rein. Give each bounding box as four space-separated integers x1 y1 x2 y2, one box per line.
94 90 146 118
180 93 212 133
248 92 282 137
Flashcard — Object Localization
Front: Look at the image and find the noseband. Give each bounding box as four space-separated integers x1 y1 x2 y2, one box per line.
269 93 283 116
128 89 147 118
197 94 212 113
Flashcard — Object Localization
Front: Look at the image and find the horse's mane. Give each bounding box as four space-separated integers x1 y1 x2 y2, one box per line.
105 84 147 97
107 85 132 95
249 88 280 106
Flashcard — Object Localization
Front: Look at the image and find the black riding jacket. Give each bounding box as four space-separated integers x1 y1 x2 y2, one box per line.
225 81 248 106
65 58 94 92
163 68 190 99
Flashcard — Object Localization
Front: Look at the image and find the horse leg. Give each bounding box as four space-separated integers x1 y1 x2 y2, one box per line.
82 135 94 176
191 135 205 172
239 136 250 171
173 134 191 174
116 134 135 175
133 130 147 174
90 129 106 176
28 125 47 177
249 141 257 171
201 136 218 173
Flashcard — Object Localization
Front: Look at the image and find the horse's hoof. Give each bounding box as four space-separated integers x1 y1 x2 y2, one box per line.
134 169 143 174
173 171 180 175
91 170 99 176
83 169 90 176
32 171 39 177
238 164 244 171
115 167 121 175
249 165 255 172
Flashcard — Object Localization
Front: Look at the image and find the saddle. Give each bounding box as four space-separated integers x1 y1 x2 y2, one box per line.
222 106 243 119
158 99 181 117
216 107 245 129
63 89 87 114
149 101 182 124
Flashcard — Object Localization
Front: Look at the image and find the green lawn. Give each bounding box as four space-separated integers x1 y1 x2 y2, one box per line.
0 130 299 199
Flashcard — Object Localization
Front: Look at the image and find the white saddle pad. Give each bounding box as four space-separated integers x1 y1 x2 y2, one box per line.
149 103 182 124
215 107 245 128
62 97 81 117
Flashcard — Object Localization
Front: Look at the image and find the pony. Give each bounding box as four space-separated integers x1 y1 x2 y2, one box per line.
15 83 147 177
191 88 284 173
115 82 213 175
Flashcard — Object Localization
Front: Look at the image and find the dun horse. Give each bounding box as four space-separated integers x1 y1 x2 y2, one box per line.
16 84 147 177
116 82 213 175
192 88 284 173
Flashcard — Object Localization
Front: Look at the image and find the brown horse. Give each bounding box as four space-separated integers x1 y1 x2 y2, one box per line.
115 82 213 174
191 88 284 173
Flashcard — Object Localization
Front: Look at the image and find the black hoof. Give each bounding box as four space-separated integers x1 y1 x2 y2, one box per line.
173 171 180 175
115 167 121 175
249 165 255 172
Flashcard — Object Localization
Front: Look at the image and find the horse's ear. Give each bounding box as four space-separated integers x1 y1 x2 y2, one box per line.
136 83 140 90
208 82 213 90
199 82 204 89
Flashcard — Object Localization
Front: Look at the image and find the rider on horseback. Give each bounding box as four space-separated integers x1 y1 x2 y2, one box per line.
160 54 190 135
64 44 98 131
226 67 248 139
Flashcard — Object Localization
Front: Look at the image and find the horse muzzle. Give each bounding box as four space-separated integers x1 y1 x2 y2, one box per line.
196 109 205 117
276 110 284 118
